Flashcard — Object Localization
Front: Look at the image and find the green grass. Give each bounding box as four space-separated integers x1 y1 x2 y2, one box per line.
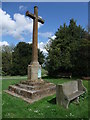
2 76 89 118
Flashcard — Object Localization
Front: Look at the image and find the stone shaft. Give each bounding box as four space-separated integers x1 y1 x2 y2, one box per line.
32 6 38 62
26 6 44 63
26 6 44 81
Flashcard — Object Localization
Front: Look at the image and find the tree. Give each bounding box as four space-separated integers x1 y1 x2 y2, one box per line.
2 45 14 75
45 19 90 77
38 49 45 65
11 42 45 76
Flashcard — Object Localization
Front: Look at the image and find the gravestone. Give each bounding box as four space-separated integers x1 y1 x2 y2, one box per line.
5 6 56 103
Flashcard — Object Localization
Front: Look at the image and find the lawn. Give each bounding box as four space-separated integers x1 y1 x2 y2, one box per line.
2 76 89 119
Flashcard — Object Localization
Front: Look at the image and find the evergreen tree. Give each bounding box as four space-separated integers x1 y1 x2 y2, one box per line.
11 42 45 76
46 19 90 77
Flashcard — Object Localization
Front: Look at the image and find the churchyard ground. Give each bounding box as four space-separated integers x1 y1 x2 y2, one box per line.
2 75 89 119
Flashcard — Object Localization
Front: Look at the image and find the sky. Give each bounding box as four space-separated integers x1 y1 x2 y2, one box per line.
0 2 88 53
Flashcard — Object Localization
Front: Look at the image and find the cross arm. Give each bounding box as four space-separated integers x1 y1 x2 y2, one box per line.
26 11 35 19
26 11 44 24
38 17 44 24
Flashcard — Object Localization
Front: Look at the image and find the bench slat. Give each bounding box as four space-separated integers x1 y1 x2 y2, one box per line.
68 91 84 100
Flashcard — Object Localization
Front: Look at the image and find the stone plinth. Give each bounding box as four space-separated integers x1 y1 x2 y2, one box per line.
28 62 41 81
5 80 56 103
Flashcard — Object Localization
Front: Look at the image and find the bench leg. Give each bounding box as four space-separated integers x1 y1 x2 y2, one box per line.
73 97 79 104
62 100 69 109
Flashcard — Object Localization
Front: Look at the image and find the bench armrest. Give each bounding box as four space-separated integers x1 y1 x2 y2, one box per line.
78 79 87 92
56 84 68 101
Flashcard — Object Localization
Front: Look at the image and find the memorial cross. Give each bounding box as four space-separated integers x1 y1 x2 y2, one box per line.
26 6 44 63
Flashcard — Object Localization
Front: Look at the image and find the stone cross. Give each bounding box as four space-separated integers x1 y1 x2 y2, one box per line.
26 6 44 81
26 6 44 63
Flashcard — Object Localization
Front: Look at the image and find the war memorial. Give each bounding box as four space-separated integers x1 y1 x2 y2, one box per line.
5 6 56 104
4 6 87 109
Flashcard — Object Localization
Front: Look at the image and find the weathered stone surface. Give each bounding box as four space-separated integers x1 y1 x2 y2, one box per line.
5 81 56 103
26 6 44 82
20 80 45 86
16 82 54 91
56 79 86 109
28 62 41 81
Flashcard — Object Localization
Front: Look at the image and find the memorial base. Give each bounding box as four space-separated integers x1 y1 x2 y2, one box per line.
5 62 56 103
5 80 56 104
28 62 41 81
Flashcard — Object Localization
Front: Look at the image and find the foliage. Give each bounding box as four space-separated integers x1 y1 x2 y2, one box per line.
11 42 32 75
71 39 90 76
2 42 45 76
2 45 14 75
45 19 90 77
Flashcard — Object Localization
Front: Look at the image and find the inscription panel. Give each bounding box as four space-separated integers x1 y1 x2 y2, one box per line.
38 68 41 78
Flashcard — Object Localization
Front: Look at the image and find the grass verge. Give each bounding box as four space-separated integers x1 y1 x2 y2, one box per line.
2 76 89 118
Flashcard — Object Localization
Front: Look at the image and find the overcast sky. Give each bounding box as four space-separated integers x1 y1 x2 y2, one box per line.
0 2 88 53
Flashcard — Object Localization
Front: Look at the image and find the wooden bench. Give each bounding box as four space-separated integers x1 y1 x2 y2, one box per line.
56 79 87 109
57 73 72 79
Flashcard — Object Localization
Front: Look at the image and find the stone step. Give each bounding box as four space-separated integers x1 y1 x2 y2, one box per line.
9 85 35 99
16 83 54 91
8 84 56 100
20 80 46 86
